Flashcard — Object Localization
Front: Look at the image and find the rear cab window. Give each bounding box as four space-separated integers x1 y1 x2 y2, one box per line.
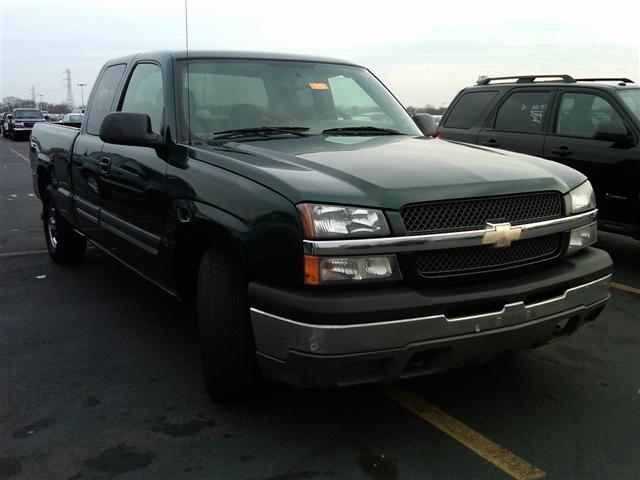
493 91 551 133
443 91 498 129
85 64 126 135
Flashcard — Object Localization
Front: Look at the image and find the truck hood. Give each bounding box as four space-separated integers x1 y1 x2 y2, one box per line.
191 135 586 209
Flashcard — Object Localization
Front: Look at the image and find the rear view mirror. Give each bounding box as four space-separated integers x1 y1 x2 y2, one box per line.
413 113 438 137
100 112 163 148
594 122 633 145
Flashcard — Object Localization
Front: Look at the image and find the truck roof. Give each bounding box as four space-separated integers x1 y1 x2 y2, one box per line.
105 50 362 68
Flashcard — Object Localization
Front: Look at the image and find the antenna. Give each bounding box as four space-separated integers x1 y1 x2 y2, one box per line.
184 0 191 145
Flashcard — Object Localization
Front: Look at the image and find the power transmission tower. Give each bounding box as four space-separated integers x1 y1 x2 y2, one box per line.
63 68 75 110
31 86 36 107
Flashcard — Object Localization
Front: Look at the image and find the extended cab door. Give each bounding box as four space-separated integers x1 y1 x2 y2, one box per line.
97 62 168 283
71 63 127 237
477 89 555 156
543 89 640 227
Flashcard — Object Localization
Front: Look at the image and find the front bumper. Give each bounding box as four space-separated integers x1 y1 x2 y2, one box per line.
249 248 612 387
11 127 33 135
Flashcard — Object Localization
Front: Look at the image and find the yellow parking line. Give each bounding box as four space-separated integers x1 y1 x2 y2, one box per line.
385 386 546 480
9 148 30 164
612 282 640 295
0 250 48 258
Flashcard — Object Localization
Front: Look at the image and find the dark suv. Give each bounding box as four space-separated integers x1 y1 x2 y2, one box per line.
438 75 640 239
6 108 46 140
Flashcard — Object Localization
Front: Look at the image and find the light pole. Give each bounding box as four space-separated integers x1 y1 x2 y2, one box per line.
77 83 87 107
38 94 45 110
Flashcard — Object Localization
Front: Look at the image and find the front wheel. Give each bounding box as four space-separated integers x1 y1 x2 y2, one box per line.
43 191 87 264
197 245 258 401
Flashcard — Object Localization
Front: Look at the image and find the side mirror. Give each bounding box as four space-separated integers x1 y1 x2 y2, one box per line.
99 112 163 148
413 113 438 137
594 122 632 144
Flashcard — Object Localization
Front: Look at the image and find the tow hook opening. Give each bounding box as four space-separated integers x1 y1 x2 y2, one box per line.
402 347 452 376
549 315 580 342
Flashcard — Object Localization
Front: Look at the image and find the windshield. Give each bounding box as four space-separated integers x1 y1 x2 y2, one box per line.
618 88 640 120
177 59 421 143
65 114 84 122
14 109 43 119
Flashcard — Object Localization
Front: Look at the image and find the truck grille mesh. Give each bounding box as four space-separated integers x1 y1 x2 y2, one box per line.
414 234 563 277
401 192 563 234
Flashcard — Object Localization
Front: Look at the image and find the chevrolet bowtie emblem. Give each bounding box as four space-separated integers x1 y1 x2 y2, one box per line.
481 222 522 248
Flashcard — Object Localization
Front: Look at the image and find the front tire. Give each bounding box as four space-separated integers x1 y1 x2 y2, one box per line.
43 191 86 264
197 245 257 401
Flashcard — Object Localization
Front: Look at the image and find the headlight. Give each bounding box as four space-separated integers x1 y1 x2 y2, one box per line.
304 254 401 285
14 122 24 127
567 181 596 214
297 203 390 239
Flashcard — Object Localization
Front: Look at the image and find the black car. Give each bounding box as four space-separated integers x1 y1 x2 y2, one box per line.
6 108 46 140
438 75 640 240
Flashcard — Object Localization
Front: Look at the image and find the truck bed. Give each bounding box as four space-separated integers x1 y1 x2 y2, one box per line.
30 122 81 198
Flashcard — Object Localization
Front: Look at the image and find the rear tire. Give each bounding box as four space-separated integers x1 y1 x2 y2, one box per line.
43 191 86 264
197 245 257 401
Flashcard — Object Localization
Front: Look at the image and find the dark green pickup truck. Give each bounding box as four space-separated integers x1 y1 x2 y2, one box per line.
30 51 612 399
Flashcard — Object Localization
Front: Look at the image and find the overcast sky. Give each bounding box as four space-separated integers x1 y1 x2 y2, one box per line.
1 0 639 107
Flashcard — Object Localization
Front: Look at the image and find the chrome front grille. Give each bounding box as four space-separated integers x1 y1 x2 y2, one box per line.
401 192 563 234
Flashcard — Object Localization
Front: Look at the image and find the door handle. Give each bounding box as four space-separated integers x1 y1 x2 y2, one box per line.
482 139 500 147
550 147 572 156
99 156 111 174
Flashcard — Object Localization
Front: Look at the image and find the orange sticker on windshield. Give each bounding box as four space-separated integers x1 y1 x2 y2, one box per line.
309 82 329 90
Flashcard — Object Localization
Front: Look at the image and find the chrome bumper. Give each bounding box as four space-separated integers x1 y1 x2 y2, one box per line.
251 274 611 360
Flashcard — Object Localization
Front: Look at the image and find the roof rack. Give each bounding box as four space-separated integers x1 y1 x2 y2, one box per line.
574 78 635 84
476 75 575 85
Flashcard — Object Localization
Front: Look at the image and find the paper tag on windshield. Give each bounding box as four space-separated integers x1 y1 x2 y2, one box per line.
309 82 329 90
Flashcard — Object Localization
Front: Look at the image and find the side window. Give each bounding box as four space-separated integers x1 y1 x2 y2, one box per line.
121 63 164 133
444 91 498 129
85 64 126 135
556 92 625 138
494 91 550 133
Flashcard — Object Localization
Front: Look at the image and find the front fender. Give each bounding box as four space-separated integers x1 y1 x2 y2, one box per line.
165 152 303 287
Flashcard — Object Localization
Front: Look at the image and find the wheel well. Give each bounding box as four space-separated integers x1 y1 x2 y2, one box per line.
37 166 51 199
173 225 246 305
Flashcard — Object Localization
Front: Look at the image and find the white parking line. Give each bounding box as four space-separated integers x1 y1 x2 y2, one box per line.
0 250 48 258
9 148 30 164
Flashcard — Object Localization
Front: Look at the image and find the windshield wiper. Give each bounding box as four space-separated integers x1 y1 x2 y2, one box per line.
212 126 310 141
321 126 403 135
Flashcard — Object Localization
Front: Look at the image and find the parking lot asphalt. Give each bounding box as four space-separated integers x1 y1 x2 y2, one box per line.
1 137 638 480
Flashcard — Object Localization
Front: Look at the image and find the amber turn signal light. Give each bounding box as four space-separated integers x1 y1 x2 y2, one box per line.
303 255 319 285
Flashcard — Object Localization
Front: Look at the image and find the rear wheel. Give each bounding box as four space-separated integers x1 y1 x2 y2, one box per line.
197 245 258 401
43 191 86 264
